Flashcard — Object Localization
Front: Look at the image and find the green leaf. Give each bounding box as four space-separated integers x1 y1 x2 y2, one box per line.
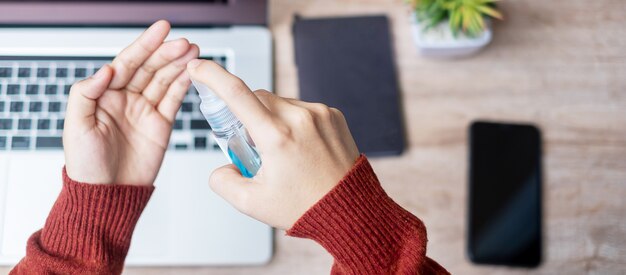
476 0 499 4
476 5 504 19
424 9 447 30
461 7 472 31
441 0 456 10
426 1 441 15
449 8 462 35
468 15 482 36
478 15 486 30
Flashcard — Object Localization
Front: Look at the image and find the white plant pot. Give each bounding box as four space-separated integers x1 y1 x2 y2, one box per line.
411 14 492 57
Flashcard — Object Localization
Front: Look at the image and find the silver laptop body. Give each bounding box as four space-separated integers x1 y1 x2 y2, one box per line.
0 0 273 266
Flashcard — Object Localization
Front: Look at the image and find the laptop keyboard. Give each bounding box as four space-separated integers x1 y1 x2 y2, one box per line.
0 56 227 151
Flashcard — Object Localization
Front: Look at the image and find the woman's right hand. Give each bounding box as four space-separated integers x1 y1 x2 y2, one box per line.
187 59 360 230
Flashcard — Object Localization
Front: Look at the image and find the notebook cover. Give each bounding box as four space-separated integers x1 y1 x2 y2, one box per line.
293 15 405 156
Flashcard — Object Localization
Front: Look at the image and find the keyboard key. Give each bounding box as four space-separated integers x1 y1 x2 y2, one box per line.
74 68 87 78
37 68 50 77
173 120 183 130
26 84 39 95
56 68 68 78
0 136 5 150
0 119 12 129
194 137 207 149
7 84 20 95
18 119 31 130
37 119 50 130
0 67 11 78
56 119 64 130
18 67 31 77
181 102 193 112
64 85 71 95
10 101 23 112
175 144 188 150
0 101 4 112
11 136 30 149
29 102 43 112
36 136 63 148
45 85 57 95
190 119 211 130
49 102 61 112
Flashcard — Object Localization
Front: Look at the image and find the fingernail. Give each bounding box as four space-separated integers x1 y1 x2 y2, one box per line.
187 59 202 69
92 65 108 79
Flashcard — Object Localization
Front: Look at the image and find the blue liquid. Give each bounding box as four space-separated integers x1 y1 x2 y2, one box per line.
228 148 255 178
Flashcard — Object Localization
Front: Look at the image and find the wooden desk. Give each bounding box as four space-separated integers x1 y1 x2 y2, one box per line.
3 0 624 274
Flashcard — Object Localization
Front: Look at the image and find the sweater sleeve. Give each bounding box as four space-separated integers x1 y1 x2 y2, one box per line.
286 155 449 275
10 168 154 275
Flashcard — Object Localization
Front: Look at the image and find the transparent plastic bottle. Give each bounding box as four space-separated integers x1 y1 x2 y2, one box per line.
192 80 261 178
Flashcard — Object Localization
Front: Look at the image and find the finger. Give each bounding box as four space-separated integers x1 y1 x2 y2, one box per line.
65 65 113 131
272 97 334 126
187 59 275 135
157 70 191 123
253 89 285 111
287 100 350 136
143 44 199 106
282 97 324 111
125 38 191 93
252 90 305 122
209 164 253 213
110 20 171 89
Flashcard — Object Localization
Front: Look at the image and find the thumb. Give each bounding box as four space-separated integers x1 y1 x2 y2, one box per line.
209 164 253 213
65 65 113 129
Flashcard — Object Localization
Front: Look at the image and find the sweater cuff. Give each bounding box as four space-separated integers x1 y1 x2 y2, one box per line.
286 155 428 272
39 168 154 263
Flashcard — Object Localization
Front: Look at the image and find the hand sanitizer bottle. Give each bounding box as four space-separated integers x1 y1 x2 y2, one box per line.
192 80 261 178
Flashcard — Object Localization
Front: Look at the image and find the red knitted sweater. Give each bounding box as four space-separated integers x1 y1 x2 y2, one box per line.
11 156 448 274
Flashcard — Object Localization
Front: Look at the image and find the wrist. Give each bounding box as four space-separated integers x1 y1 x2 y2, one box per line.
64 164 115 185
38 168 154 265
287 155 428 272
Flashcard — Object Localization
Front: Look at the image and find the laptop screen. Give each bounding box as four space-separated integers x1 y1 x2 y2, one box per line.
0 0 266 26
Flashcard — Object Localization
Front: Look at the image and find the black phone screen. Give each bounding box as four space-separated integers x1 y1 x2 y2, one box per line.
468 121 542 267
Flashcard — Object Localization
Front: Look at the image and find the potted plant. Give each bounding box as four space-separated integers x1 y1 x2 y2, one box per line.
407 0 504 57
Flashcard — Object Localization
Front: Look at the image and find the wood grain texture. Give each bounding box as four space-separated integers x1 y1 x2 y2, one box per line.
3 0 624 274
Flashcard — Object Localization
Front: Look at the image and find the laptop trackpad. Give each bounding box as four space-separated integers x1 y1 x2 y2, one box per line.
126 151 273 265
0 151 272 265
1 152 64 258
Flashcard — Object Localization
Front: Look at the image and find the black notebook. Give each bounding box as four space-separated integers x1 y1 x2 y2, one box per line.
293 15 405 156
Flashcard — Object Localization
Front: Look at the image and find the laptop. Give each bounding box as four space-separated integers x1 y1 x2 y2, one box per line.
0 0 273 266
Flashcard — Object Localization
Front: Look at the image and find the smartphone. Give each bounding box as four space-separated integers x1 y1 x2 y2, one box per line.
468 121 542 267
